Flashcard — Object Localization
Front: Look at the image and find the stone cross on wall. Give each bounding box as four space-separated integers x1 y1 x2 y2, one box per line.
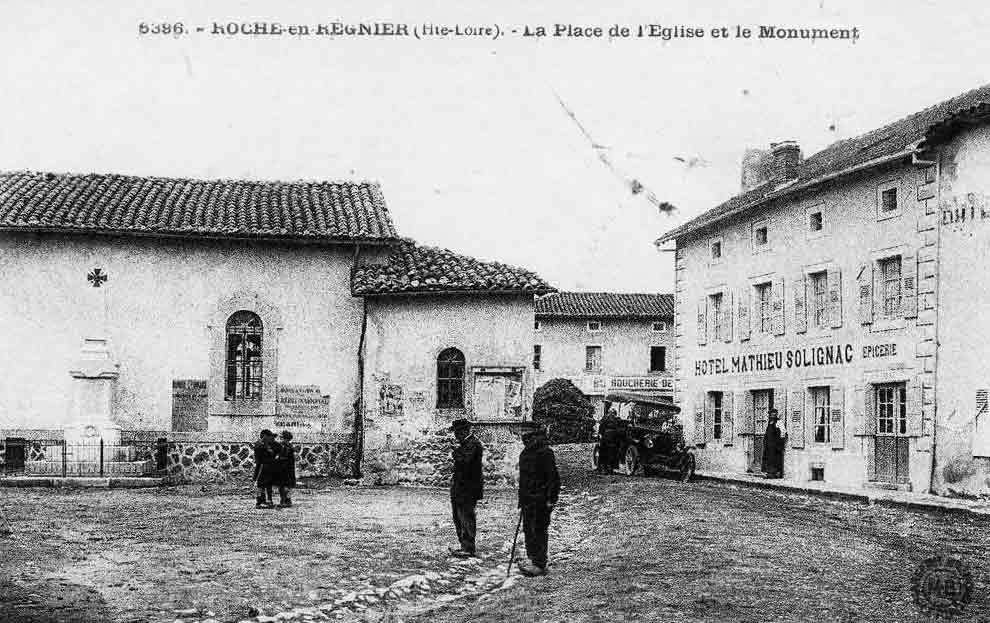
87 268 108 287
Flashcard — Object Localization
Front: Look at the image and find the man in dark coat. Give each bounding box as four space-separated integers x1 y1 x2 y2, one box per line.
253 429 278 508
274 430 297 508
597 409 620 474
517 427 561 577
449 418 484 557
762 409 786 479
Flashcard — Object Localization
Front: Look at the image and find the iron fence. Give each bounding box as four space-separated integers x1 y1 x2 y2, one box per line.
0 438 166 478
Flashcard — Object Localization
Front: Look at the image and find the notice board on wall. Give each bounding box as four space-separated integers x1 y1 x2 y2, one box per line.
472 369 523 421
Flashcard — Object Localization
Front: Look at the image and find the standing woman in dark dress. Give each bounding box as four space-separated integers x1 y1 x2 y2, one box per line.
275 430 297 508
761 409 786 478
253 429 278 508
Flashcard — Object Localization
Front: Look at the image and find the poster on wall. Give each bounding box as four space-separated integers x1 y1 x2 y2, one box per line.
473 374 524 421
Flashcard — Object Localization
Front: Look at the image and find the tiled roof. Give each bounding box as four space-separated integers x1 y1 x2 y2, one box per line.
352 239 555 296
0 171 399 242
535 292 673 319
658 83 990 243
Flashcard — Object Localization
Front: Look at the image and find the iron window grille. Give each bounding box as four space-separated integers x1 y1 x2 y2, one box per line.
437 348 465 409
533 345 542 371
225 311 263 400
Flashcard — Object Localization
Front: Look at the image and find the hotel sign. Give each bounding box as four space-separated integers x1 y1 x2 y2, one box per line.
693 341 904 376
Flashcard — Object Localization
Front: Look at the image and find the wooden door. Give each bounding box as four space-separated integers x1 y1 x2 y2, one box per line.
873 384 910 484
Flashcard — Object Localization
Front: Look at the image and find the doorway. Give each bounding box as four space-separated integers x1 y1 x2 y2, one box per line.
748 389 774 472
4 438 26 474
873 383 910 485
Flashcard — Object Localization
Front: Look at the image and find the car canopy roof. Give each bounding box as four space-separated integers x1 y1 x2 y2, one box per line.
604 392 681 414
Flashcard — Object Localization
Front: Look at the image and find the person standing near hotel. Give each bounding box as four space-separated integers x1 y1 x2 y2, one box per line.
449 418 484 557
762 409 787 479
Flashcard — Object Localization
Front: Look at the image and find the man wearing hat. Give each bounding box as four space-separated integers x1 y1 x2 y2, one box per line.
762 408 787 479
449 418 484 557
517 426 560 577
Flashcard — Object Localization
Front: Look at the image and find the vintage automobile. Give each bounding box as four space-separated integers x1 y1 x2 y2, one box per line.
592 392 695 481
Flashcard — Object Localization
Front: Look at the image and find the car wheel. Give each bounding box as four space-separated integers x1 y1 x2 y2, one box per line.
679 454 696 483
619 446 639 476
592 444 600 471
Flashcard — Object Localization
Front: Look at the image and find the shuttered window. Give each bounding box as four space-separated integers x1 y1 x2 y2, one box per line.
811 272 828 329
585 346 602 373
811 386 830 443
756 282 773 334
711 392 724 440
710 293 723 339
880 256 902 318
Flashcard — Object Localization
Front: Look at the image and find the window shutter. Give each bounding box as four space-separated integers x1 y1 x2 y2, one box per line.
858 263 874 325
770 277 784 335
773 386 787 435
793 274 807 334
828 268 843 329
738 288 751 341
772 276 786 336
739 391 753 436
722 291 734 343
723 392 735 440
697 298 707 345
907 380 923 437
829 385 845 449
693 392 706 444
902 253 918 319
705 393 715 442
863 385 876 436
790 388 805 449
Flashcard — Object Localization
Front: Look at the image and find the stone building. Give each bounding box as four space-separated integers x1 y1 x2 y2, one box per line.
533 292 674 418
657 83 990 496
0 171 551 482
352 240 554 485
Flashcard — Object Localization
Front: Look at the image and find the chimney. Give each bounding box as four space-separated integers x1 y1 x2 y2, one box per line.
769 140 801 182
740 148 771 192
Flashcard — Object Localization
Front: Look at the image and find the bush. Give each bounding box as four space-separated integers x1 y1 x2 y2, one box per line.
533 379 596 444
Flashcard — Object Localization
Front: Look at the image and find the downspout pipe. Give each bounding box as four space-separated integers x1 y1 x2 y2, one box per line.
352 243 367 479
354 297 368 479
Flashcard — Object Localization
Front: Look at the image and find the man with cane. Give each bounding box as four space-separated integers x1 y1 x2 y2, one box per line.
513 426 560 577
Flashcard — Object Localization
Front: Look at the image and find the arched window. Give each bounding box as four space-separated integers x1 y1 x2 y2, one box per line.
437 348 465 409
225 311 263 400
